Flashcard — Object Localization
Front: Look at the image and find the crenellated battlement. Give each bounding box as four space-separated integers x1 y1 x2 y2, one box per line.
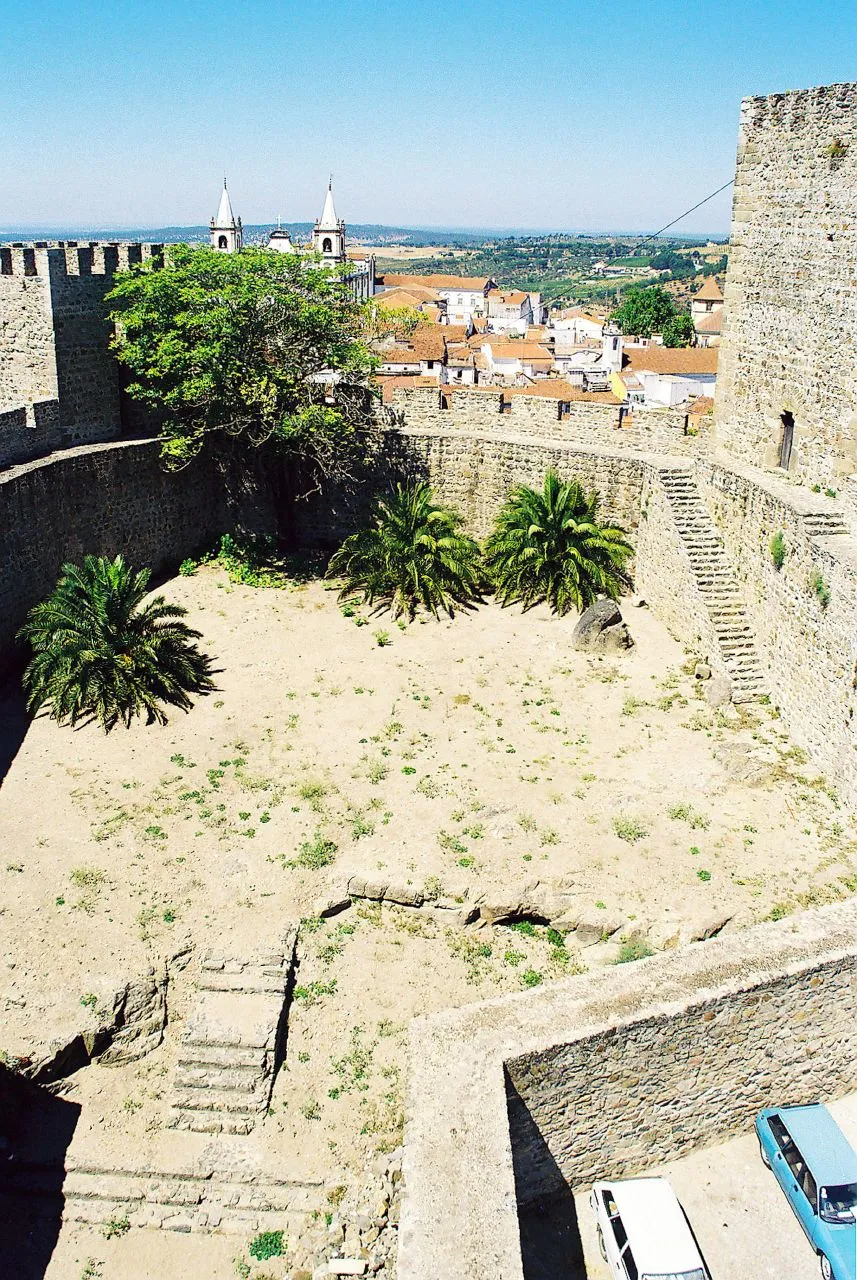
0 241 166 466
0 242 164 279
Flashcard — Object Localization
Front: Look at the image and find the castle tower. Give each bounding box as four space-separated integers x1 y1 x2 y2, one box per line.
210 180 243 253
312 181 346 264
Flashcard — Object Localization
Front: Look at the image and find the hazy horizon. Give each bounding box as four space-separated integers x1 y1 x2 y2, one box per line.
0 220 728 241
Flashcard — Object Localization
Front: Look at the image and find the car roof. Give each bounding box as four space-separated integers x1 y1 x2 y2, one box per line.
595 1177 704 1271
775 1105 857 1185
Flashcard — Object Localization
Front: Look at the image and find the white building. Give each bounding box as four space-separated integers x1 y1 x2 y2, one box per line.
478 339 553 381
486 289 533 335
378 275 495 324
621 346 718 408
553 323 623 391
268 217 296 254
210 180 243 253
691 278 725 348
549 308 606 345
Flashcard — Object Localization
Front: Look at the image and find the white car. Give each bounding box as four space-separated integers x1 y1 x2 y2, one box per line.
590 1176 711 1280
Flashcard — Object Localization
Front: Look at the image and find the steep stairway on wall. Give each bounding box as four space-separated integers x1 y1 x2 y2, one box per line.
656 465 767 703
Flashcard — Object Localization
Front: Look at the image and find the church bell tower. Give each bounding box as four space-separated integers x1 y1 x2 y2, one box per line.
312 181 346 264
210 179 243 253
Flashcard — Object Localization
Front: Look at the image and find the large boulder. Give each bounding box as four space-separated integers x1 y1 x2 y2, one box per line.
705 674 733 708
572 599 633 652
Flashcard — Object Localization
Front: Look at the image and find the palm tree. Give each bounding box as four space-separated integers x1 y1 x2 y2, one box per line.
326 481 483 620
18 555 215 731
484 470 633 615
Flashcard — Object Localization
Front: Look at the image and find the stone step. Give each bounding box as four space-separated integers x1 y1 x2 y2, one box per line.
174 1065 260 1092
177 1043 267 1069
170 1087 263 1115
803 514 848 535
168 1112 256 1135
196 979 287 996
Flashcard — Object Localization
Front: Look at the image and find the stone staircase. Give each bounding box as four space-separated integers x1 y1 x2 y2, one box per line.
168 927 298 1135
0 1159 325 1235
800 508 849 539
657 465 767 703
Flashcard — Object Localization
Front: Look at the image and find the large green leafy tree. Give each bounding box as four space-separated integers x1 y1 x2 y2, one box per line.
484 471 633 615
107 246 375 484
18 555 214 731
662 314 695 348
326 482 483 620
610 285 677 338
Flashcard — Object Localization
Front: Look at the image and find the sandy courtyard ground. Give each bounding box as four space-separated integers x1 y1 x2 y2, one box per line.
1 560 855 1276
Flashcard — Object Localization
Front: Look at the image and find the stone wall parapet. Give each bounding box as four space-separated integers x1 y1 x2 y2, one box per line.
0 242 164 279
387 386 709 457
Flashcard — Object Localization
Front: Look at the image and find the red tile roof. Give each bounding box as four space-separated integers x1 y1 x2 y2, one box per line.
375 374 440 403
484 340 554 362
376 325 447 365
693 311 723 333
380 274 491 292
373 288 435 311
693 277 724 302
624 347 718 375
504 380 621 405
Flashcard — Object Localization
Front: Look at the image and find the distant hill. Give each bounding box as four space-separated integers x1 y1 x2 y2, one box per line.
0 223 491 248
0 223 729 248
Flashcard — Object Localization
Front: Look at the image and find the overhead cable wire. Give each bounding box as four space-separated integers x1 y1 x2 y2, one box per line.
641 179 735 243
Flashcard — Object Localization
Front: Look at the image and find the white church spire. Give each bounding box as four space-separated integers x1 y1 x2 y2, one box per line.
216 179 235 227
317 180 339 231
312 178 345 263
210 178 243 253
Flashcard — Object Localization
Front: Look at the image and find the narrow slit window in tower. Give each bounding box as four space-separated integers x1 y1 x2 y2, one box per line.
779 411 795 470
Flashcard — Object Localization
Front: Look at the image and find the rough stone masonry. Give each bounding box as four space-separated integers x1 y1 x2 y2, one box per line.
715 82 857 487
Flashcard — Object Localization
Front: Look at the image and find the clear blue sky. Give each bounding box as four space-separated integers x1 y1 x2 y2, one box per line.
4 0 857 235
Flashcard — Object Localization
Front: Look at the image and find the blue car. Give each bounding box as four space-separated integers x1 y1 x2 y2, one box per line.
756 1104 857 1280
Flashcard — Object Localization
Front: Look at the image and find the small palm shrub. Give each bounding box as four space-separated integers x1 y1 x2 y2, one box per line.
326 481 483 619
18 555 214 731
484 470 633 615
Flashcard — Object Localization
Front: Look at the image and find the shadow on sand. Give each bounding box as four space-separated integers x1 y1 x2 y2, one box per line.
0 679 31 789
0 1065 81 1279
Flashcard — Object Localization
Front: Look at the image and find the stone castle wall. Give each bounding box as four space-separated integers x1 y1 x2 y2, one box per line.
698 459 857 797
0 242 162 468
392 425 645 540
0 248 57 411
390 387 703 457
0 439 237 670
715 83 857 485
